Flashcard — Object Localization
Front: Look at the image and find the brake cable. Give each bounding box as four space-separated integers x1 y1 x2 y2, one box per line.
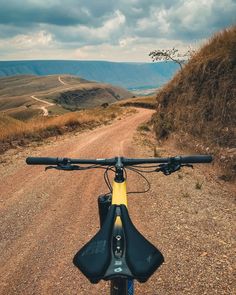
125 167 151 194
45 161 193 195
104 166 114 193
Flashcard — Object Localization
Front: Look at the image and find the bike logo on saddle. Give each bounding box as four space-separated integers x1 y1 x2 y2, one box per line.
115 260 122 266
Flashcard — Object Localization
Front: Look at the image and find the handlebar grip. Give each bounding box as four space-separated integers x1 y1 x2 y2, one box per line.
179 155 213 163
26 157 63 165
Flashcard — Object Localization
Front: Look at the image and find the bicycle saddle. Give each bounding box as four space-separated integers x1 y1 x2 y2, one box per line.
73 205 164 283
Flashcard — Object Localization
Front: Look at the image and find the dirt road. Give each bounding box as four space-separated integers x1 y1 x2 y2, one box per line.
31 95 55 116
31 95 55 106
0 109 151 295
0 108 235 295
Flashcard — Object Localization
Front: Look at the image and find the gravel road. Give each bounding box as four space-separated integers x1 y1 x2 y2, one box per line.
0 108 235 295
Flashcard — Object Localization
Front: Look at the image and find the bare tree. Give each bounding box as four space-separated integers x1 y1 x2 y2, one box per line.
149 47 195 70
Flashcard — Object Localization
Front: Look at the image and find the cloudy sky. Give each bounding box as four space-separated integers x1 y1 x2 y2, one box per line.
0 0 235 62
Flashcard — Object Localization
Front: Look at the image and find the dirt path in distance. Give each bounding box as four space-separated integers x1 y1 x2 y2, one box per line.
58 76 68 85
31 95 55 116
0 108 234 295
31 95 55 106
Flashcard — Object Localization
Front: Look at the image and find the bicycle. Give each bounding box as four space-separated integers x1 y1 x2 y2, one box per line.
26 154 212 294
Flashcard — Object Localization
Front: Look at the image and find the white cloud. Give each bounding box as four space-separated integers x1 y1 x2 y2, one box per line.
119 37 137 47
77 10 126 40
172 0 214 30
0 30 57 59
46 10 126 45
0 31 54 50
137 8 170 35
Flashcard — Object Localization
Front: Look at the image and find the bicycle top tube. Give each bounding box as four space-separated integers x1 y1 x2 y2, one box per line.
26 155 213 166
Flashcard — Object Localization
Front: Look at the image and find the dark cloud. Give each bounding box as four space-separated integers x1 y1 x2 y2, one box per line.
0 1 92 26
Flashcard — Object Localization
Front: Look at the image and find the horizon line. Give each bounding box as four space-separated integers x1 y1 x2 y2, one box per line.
0 59 159 64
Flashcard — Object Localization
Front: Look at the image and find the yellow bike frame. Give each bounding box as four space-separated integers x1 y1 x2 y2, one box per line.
112 180 127 227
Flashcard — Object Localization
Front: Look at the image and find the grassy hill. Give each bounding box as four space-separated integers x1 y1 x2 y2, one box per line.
0 75 133 120
0 73 156 155
0 60 179 89
153 26 236 179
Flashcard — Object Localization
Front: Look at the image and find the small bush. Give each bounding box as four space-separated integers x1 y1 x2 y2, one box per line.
182 192 190 198
195 181 203 190
138 123 151 132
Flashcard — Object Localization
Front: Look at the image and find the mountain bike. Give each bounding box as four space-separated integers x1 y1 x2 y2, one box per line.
26 154 212 294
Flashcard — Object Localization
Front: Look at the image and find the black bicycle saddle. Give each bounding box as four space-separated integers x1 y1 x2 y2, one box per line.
73 205 164 283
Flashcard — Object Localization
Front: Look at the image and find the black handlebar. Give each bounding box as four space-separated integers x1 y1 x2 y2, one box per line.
26 157 63 165
177 155 212 163
26 155 213 166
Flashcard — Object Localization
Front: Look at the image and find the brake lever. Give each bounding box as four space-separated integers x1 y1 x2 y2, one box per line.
155 163 180 175
45 165 81 171
155 163 193 175
181 163 194 169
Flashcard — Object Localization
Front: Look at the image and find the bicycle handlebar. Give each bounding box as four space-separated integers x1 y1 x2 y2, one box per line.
176 155 213 163
26 155 213 166
26 157 63 165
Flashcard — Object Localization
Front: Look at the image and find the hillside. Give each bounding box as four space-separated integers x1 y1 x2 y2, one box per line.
0 60 178 89
153 26 236 179
0 75 132 120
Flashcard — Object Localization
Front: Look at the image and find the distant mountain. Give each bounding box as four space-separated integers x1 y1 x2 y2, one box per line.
0 60 179 89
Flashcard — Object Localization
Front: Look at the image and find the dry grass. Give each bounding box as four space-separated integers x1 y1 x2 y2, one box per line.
0 115 26 140
0 105 134 154
117 95 156 109
5 108 42 121
153 25 236 179
137 122 151 132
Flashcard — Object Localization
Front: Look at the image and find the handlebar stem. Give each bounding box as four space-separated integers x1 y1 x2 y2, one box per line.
114 157 125 183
